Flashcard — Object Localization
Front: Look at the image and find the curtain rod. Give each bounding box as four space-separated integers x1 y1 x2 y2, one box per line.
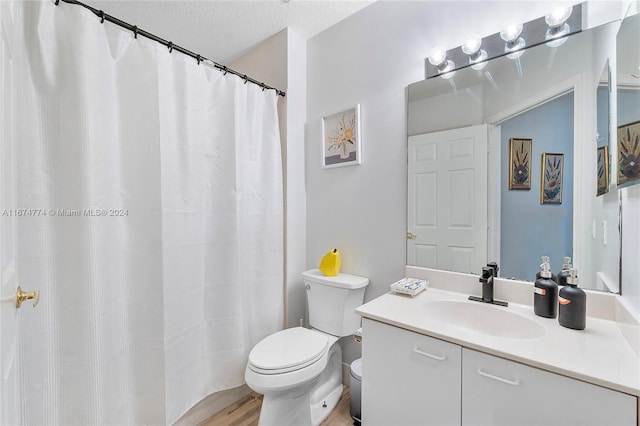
55 0 286 97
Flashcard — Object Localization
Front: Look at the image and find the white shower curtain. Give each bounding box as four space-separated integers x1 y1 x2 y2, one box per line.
4 1 283 424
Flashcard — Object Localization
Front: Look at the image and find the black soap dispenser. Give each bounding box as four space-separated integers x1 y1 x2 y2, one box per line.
534 259 558 318
557 256 572 286
558 269 586 330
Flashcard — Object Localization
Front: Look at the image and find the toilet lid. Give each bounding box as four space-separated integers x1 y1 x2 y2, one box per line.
249 327 329 372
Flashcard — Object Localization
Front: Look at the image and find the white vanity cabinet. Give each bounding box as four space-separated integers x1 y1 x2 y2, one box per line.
361 318 462 426
362 318 638 426
462 348 637 426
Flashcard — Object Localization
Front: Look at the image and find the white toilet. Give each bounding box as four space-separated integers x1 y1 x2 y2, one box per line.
245 268 369 426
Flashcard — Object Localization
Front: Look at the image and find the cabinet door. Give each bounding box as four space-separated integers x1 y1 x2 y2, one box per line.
361 318 462 426
462 348 637 426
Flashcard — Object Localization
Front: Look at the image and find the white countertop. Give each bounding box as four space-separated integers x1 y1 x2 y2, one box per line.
356 286 640 397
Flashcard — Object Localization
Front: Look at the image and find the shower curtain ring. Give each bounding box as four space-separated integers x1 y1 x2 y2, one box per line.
168 42 173 53
260 83 266 91
222 66 228 75
54 0 60 5
242 75 248 84
196 54 202 65
132 25 138 39
99 10 105 23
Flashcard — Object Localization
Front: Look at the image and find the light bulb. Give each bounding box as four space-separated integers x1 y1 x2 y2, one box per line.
545 6 572 28
504 37 526 56
437 59 455 74
462 34 482 56
470 50 488 70
545 6 571 48
500 22 523 43
441 69 456 80
471 59 488 71
507 49 525 60
546 32 569 48
428 47 447 67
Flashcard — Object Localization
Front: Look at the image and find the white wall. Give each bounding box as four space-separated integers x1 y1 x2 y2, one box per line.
231 29 308 329
621 185 640 315
307 0 636 365
282 31 308 329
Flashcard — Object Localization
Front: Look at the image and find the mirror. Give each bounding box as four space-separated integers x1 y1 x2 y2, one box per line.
407 19 623 292
597 60 611 152
617 12 640 297
616 13 640 164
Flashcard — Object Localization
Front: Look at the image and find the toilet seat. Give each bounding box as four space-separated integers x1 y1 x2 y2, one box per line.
248 327 329 375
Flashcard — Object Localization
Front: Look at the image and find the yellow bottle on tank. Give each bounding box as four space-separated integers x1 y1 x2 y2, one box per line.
319 249 341 276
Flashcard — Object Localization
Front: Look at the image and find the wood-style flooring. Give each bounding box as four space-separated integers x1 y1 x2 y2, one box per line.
199 386 354 426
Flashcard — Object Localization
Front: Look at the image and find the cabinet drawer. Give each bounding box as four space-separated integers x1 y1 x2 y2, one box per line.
362 318 461 426
462 348 637 426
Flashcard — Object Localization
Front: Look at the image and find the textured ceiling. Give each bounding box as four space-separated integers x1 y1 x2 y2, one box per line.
81 0 374 64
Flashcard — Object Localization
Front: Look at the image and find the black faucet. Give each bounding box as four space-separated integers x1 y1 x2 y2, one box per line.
469 262 508 307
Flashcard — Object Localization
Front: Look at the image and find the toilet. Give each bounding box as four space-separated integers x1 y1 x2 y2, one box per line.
245 269 369 426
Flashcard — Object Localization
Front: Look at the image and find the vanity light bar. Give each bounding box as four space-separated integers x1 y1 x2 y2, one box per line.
425 3 583 79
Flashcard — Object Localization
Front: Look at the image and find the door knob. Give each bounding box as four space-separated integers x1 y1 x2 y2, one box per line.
407 232 417 239
16 286 39 309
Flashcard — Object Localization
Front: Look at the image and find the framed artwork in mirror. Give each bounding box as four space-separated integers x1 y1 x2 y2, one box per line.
541 153 564 204
509 138 532 190
617 120 640 188
597 146 609 196
322 104 361 168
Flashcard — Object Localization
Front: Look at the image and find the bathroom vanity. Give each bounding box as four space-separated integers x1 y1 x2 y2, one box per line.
356 268 640 426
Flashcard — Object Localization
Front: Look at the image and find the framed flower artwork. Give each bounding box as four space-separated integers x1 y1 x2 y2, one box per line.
508 138 532 190
596 146 609 196
541 153 564 204
617 120 640 188
322 104 361 168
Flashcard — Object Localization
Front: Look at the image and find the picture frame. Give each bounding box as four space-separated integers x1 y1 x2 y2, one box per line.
322 104 361 168
617 120 640 188
508 138 532 190
596 146 609 196
541 153 564 204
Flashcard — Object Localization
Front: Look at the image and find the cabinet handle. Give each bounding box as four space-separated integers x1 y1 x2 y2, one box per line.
476 368 520 386
413 347 446 361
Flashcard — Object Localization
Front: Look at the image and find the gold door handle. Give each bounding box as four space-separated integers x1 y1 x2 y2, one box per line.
16 286 39 309
407 232 417 239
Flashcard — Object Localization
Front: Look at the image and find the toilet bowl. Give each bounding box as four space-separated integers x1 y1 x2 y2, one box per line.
245 327 342 426
244 269 369 426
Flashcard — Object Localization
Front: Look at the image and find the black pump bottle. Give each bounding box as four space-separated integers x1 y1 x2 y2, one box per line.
534 259 558 318
558 269 586 330
557 256 572 286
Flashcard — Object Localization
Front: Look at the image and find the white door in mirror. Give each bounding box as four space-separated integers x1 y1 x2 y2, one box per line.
407 125 488 274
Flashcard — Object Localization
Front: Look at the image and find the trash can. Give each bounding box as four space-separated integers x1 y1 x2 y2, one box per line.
350 358 362 425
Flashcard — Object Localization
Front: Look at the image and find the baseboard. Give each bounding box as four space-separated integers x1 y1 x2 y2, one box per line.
174 384 252 426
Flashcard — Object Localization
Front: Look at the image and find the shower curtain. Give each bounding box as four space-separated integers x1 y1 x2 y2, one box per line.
3 1 283 424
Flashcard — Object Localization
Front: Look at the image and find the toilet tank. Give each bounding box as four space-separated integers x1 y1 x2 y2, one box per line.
303 269 369 337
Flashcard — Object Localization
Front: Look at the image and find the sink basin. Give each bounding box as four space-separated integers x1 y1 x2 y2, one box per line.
423 299 545 339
